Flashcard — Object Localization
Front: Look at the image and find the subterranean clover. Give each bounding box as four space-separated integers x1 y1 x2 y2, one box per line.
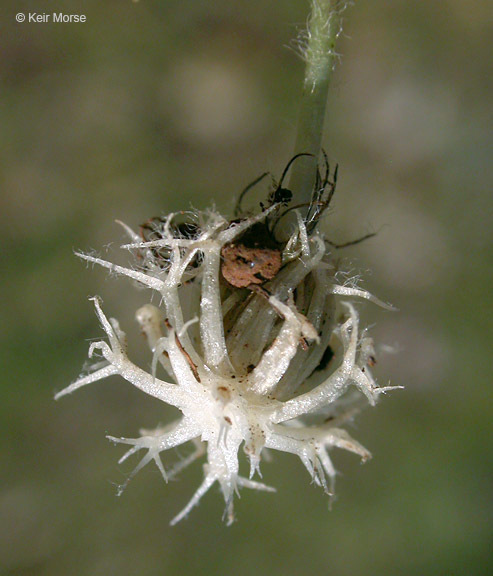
55 165 397 524
55 1 400 525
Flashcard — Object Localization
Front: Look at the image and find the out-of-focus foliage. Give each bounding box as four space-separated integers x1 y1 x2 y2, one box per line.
1 1 491 575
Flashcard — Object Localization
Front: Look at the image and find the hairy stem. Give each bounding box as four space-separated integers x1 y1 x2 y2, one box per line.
279 0 345 237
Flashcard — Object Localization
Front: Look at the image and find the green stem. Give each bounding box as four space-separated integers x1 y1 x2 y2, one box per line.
280 0 344 237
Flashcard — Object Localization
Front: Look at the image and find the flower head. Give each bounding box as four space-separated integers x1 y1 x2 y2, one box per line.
56 175 398 525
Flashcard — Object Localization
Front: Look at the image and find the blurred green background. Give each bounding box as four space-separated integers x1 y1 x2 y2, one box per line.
1 1 491 575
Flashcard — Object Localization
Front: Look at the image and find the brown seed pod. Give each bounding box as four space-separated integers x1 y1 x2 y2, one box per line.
223 155 317 289
221 223 282 288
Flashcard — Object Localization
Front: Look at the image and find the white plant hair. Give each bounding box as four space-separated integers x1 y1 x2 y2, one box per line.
55 205 399 525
